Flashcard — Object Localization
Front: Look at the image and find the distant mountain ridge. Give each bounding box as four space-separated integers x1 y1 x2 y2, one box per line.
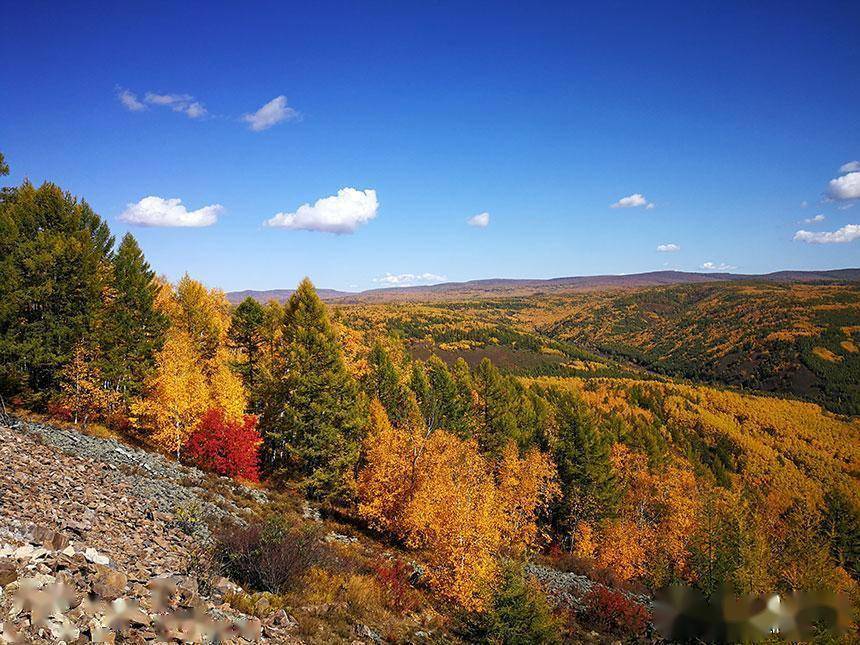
226 268 860 304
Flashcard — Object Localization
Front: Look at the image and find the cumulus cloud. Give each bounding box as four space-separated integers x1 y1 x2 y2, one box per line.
143 92 207 118
803 214 826 224
373 272 447 287
656 243 680 252
701 261 736 271
119 196 222 227
826 171 860 201
794 224 860 244
839 161 860 173
467 212 490 227
117 87 146 111
265 188 378 234
242 96 300 131
611 193 654 209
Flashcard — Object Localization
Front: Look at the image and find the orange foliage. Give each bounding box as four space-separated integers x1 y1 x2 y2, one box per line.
358 400 557 609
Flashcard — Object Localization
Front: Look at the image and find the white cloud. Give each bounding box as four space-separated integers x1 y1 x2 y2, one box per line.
119 196 222 227
265 188 378 234
839 160 860 173
117 87 145 111
143 92 207 118
656 243 680 252
826 171 860 201
700 261 736 271
467 212 490 227
373 272 447 287
611 193 654 209
794 224 860 244
800 200 809 208
242 95 299 131
803 214 826 224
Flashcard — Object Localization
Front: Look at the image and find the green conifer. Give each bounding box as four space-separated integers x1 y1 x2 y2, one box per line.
259 278 366 501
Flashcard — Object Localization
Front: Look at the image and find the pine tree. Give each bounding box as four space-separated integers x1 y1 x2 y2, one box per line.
99 233 167 398
0 181 113 399
259 278 366 500
366 339 410 425
427 355 467 433
821 488 860 578
546 388 619 535
472 358 519 457
229 297 265 396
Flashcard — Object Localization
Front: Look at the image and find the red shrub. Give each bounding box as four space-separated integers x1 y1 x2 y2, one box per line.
581 585 649 637
374 559 420 612
47 399 72 421
184 409 261 482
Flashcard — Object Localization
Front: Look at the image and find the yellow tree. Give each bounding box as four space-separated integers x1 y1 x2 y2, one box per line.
132 329 208 457
58 341 120 429
358 409 559 610
496 442 560 557
134 275 246 455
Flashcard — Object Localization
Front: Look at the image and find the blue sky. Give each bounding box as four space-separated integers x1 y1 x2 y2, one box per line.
1 1 859 292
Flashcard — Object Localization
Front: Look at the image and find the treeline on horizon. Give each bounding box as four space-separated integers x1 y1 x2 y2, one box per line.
1 165 858 629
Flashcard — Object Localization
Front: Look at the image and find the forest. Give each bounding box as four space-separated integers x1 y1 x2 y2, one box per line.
2 168 859 642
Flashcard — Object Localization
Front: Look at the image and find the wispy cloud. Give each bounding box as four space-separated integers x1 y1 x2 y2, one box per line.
839 160 860 173
611 193 654 209
119 196 222 227
803 214 826 224
143 92 207 118
700 261 736 271
373 272 447 286
656 243 680 252
242 95 300 131
265 188 378 234
116 87 146 111
794 224 860 244
467 212 490 227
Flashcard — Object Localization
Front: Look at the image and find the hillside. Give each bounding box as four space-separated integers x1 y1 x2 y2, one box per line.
336 280 860 415
0 413 451 643
227 268 860 304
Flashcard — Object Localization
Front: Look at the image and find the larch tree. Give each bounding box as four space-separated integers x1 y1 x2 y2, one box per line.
365 339 411 425
132 328 209 457
58 340 120 428
259 278 366 501
98 233 168 399
545 388 619 541
229 296 265 397
472 358 520 458
0 181 113 399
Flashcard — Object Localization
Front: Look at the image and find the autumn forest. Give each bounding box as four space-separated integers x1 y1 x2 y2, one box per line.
1 162 859 642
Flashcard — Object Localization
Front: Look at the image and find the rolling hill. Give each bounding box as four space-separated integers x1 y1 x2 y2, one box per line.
227 268 860 304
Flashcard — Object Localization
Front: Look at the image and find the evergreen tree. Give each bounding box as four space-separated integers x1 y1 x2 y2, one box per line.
459 561 561 644
99 233 167 398
472 358 519 457
0 181 113 398
229 296 265 396
451 357 476 439
426 355 468 433
821 488 860 579
366 339 410 425
0 151 8 176
259 278 366 500
545 388 619 533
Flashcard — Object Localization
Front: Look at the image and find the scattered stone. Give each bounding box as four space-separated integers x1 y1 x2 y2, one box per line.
91 564 128 600
0 559 16 586
84 547 110 566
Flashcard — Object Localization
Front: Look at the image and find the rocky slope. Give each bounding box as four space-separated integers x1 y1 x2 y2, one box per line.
0 415 297 643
